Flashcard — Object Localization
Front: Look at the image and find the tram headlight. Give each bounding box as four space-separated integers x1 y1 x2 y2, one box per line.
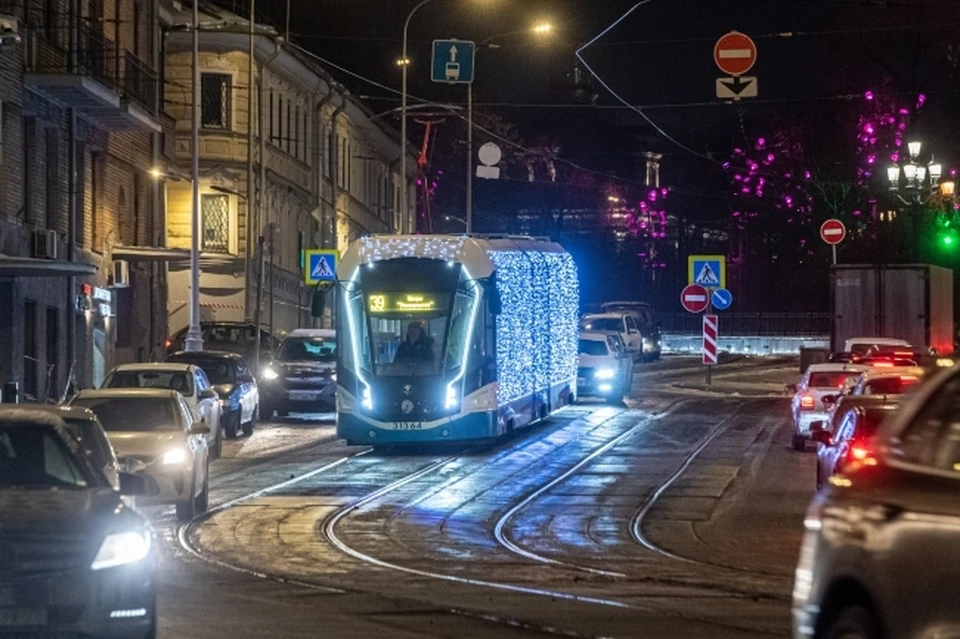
445 385 458 410
362 386 373 410
595 368 617 380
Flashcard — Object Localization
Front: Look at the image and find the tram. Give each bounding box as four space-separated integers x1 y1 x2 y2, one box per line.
335 234 580 446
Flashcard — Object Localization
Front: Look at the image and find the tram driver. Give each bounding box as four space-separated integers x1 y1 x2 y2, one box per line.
394 321 435 364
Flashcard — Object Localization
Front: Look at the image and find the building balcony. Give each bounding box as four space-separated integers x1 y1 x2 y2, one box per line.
24 22 160 133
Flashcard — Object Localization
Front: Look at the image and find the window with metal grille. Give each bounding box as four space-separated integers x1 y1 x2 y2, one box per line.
200 73 230 130
201 194 230 254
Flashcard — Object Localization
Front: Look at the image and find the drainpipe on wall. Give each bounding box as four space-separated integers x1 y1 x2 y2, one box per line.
253 38 282 341
329 86 348 250
243 1 257 322
313 79 333 241
64 0 79 389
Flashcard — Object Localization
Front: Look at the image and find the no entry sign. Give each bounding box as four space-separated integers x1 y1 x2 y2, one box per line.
714 31 757 76
681 284 709 313
820 219 846 245
703 315 718 365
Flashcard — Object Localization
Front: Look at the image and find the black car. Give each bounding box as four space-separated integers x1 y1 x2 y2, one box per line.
259 329 336 418
0 408 156 638
810 395 900 489
165 322 279 373
794 365 960 639
167 350 260 438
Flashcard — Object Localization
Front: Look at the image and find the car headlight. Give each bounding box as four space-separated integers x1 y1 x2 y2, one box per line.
91 530 152 570
262 367 279 380
595 368 617 380
162 448 187 465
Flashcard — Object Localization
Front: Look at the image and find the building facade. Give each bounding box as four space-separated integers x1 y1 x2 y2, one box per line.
161 1 414 338
0 0 170 399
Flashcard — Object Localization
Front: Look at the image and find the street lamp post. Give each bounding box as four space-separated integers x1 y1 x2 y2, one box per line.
400 0 436 236
887 140 944 205
184 0 203 351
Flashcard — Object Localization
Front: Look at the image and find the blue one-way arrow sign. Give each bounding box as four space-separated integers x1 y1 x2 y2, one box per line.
432 39 475 84
711 288 733 310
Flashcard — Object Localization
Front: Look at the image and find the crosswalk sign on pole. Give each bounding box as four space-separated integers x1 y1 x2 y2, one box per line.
304 249 339 285
687 255 726 289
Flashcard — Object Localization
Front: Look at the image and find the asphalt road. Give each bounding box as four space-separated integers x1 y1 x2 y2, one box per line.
148 357 813 638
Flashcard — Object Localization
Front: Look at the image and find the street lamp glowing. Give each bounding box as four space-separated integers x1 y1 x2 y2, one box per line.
396 57 411 66
886 166 900 188
941 180 956 197
533 22 552 35
149 168 163 179
908 141 922 159
929 163 942 182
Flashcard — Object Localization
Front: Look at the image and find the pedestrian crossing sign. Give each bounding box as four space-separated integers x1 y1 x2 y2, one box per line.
304 249 339 285
688 255 725 289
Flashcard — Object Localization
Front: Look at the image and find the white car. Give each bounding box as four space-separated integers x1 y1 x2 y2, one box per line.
843 336 912 356
787 363 866 451
577 331 631 402
70 389 211 521
580 312 644 362
101 362 224 459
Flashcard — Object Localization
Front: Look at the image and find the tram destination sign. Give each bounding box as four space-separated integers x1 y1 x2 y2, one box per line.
368 293 449 314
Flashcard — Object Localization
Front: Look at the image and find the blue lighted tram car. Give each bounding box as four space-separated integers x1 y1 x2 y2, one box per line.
335 235 579 445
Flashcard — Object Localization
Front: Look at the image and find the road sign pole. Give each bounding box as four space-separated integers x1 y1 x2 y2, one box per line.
832 244 837 265
466 80 473 233
705 302 712 386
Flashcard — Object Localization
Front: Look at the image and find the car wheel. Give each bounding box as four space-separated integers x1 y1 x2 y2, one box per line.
792 434 806 452
242 407 256 437
224 412 238 439
211 421 223 460
175 489 196 522
823 605 879 639
194 466 209 515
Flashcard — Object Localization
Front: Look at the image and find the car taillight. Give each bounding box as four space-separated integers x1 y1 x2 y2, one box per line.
850 445 870 461
845 440 877 469
800 394 815 409
872 361 894 367
165 338 172 348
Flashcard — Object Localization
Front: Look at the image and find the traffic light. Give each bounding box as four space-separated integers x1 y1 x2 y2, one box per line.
939 229 958 249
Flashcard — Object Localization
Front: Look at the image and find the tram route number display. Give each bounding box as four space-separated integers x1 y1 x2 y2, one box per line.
368 293 447 314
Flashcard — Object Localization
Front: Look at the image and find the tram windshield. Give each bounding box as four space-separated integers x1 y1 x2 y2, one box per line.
341 259 482 379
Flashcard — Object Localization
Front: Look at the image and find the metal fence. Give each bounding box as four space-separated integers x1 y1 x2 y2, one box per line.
659 312 831 337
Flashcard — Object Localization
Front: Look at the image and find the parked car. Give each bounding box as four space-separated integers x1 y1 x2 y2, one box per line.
600 301 662 360
793 364 960 639
0 407 157 638
259 329 337 418
842 336 913 355
166 350 259 439
69 389 211 521
100 362 224 459
809 394 900 488
580 312 646 362
25 404 122 489
165 321 280 372
577 331 631 403
786 363 866 451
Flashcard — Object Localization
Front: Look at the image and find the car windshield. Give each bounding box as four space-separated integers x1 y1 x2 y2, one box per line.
579 339 609 356
582 318 621 332
809 372 861 388
103 370 194 396
0 426 92 489
277 337 336 362
173 358 235 384
70 397 182 432
62 418 113 469
863 376 920 395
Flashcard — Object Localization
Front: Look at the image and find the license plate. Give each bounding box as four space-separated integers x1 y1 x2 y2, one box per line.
289 391 319 401
0 608 46 627
391 422 423 431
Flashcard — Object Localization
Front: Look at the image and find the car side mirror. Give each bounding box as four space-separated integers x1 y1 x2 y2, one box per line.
200 388 218 400
822 395 837 406
811 429 833 445
190 422 211 435
629 329 639 335
118 472 157 496
241 374 255 383
785 384 797 394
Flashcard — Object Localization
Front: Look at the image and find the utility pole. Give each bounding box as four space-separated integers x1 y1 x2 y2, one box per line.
185 0 203 351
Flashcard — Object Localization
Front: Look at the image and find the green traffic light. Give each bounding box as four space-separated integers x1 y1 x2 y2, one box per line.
945 236 954 246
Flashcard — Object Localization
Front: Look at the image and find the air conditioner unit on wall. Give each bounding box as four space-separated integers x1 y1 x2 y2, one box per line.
112 260 131 287
32 229 57 259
